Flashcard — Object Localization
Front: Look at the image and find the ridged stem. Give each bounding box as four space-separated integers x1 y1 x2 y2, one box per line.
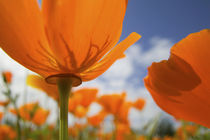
57 78 72 140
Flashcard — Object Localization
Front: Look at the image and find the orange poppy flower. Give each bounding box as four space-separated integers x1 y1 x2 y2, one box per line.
68 94 82 112
2 71 12 84
176 124 197 140
68 88 98 117
117 101 133 124
163 136 173 140
72 88 98 107
115 122 130 140
0 0 140 86
27 75 59 101
32 107 50 126
0 100 10 107
98 93 134 125
10 102 49 126
74 105 88 118
144 29 210 128
88 110 108 127
139 136 146 140
98 93 126 114
0 125 16 140
133 98 146 111
152 137 161 140
0 112 3 121
185 125 197 136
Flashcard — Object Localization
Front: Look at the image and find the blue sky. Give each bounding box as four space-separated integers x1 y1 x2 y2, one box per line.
0 0 210 127
123 0 210 44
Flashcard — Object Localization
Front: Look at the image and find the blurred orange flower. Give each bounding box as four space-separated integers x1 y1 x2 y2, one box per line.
0 0 140 86
117 101 133 124
68 88 98 117
98 93 139 125
115 123 130 140
2 71 12 84
185 125 197 136
10 102 49 126
133 98 146 111
0 112 3 121
139 136 146 140
152 137 161 140
98 93 126 114
68 123 87 137
68 127 78 138
73 88 98 107
88 110 107 127
68 94 83 112
27 75 59 101
74 106 88 118
0 100 10 107
177 124 197 140
144 29 210 128
0 125 16 140
163 136 173 140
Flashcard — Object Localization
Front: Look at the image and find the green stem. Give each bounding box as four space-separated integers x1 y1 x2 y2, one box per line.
4 82 21 140
16 115 21 140
57 78 72 140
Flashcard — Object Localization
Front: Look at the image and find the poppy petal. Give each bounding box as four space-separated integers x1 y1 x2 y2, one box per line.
0 0 54 77
42 0 128 70
80 32 141 81
144 29 210 128
27 75 59 101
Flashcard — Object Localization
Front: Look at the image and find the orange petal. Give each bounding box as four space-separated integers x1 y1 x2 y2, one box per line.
68 94 82 112
81 32 141 81
0 112 3 121
98 93 126 114
9 109 17 115
42 0 128 69
74 106 88 118
0 100 10 107
32 108 49 126
27 75 59 101
19 102 39 120
0 125 16 139
88 110 107 126
115 123 130 140
117 101 133 124
73 88 98 107
133 98 146 111
2 71 12 84
144 29 210 128
0 0 55 77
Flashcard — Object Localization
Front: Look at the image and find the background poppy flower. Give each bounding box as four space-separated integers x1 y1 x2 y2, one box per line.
133 98 146 111
98 93 126 114
117 101 133 124
88 110 108 127
144 29 210 128
10 102 49 126
68 88 98 117
27 75 59 101
2 71 12 84
0 100 10 107
0 112 3 122
0 125 16 140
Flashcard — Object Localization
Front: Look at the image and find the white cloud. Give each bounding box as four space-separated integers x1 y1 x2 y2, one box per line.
141 37 173 65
